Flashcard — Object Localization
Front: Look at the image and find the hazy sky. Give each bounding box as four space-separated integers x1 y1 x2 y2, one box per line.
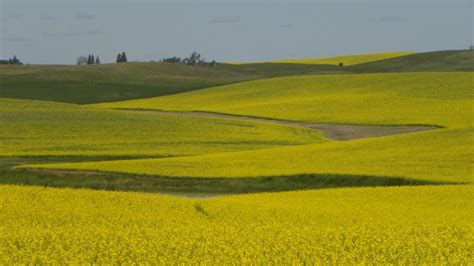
1 0 473 64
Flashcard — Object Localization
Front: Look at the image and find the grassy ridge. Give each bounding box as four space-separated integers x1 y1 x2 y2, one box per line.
1 184 472 264
267 51 413 65
0 62 340 104
0 98 326 158
1 50 471 104
0 63 254 104
348 50 474 72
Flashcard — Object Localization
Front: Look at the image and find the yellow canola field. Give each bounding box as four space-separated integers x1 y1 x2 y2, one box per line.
94 72 473 128
1 184 472 264
39 72 473 184
23 126 473 183
0 98 326 157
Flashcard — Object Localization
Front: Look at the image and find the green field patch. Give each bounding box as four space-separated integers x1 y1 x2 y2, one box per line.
0 61 341 104
348 50 474 72
8 166 455 194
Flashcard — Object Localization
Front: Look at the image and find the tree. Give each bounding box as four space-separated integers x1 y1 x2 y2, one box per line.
338 62 344 68
12 56 19 64
95 56 101 64
121 52 127 63
187 52 200 65
161 52 216 68
116 53 122 63
87 55 95 65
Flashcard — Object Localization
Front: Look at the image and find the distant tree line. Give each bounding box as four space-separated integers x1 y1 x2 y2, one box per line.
72 51 217 66
77 54 101 65
0 56 23 65
161 52 216 68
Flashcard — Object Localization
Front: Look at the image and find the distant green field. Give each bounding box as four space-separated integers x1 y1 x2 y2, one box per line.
348 50 474 72
0 98 325 158
0 63 254 104
0 62 341 104
266 51 413 65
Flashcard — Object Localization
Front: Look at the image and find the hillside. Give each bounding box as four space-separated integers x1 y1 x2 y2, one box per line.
348 50 474 72
1 50 471 104
1 98 324 158
31 72 473 186
265 51 413 65
0 61 345 104
0 63 253 104
93 72 473 127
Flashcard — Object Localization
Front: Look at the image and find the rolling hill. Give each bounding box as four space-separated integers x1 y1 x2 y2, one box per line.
2 50 473 263
1 98 324 158
264 51 413 65
92 72 473 127
2 50 471 104
25 72 473 186
0 61 343 104
0 63 252 104
348 50 474 72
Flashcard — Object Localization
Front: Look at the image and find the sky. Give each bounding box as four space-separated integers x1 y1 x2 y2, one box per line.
1 0 473 64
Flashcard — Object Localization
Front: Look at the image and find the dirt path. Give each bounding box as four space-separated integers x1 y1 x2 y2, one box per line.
123 109 440 141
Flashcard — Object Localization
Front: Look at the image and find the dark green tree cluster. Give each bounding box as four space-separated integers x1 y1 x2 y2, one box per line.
116 52 128 63
161 52 216 68
87 54 101 64
0 56 23 65
161 56 181 63
77 55 100 65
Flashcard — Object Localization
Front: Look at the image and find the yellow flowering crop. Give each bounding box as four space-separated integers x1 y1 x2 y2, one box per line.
0 98 325 158
0 184 472 264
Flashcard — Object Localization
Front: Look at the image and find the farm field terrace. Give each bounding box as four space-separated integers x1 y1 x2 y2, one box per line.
1 184 472 264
